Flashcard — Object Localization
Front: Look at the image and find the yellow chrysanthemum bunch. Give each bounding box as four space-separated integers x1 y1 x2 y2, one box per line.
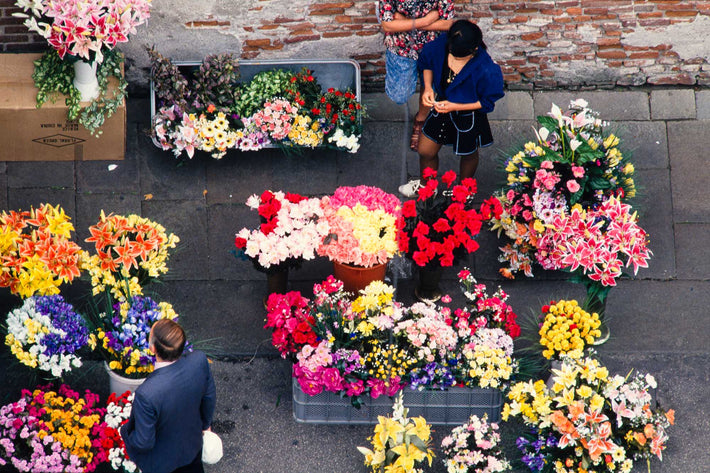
195 111 238 159
288 114 324 147
461 344 515 389
539 300 601 360
358 392 435 473
365 341 416 382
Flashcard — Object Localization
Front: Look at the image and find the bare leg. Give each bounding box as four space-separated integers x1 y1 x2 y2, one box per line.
415 90 430 122
418 134 443 181
459 150 479 179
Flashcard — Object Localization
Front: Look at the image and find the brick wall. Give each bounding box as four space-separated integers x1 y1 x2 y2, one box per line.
3 0 709 91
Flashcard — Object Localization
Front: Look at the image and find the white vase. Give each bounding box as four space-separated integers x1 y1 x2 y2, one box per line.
105 362 146 395
73 59 100 102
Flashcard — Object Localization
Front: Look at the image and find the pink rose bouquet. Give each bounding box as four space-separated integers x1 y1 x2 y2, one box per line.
318 185 401 268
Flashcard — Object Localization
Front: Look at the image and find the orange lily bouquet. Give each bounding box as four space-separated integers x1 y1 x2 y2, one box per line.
503 353 674 473
0 203 82 298
81 212 180 299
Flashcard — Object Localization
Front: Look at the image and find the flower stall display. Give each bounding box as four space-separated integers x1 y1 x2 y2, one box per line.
266 272 520 423
538 300 602 361
318 185 401 293
81 212 180 300
0 203 82 298
0 384 114 472
103 391 139 472
149 50 363 158
89 295 181 379
397 169 502 301
5 295 89 377
440 414 510 473
488 99 639 278
357 391 435 473
503 354 675 473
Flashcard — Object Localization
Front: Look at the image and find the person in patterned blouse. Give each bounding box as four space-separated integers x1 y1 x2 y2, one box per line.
379 0 455 151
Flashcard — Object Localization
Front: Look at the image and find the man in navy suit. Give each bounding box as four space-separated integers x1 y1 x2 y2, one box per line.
121 319 217 473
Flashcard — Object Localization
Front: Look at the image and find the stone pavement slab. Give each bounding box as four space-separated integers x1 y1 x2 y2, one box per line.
674 223 710 280
488 91 535 121
696 90 710 120
668 121 710 223
650 89 696 120
7 187 75 218
142 199 210 281
74 192 143 243
533 90 650 121
6 161 75 188
608 121 668 170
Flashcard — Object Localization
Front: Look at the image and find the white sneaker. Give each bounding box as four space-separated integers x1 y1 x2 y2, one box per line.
398 179 422 198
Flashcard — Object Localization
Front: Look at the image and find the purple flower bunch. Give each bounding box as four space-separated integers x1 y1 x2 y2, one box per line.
409 360 457 390
516 429 559 472
5 295 89 377
97 295 182 377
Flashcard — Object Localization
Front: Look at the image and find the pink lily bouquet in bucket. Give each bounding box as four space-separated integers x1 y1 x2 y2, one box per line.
13 0 152 63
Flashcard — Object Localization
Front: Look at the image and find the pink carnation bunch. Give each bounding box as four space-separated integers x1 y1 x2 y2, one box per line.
253 99 299 141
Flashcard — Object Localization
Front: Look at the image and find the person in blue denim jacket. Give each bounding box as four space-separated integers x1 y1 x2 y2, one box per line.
399 20 504 197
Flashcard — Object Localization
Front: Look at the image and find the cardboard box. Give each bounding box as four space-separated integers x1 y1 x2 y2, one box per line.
0 53 125 161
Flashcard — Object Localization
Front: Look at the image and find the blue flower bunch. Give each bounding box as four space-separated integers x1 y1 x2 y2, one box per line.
408 360 457 390
5 295 89 377
516 428 559 472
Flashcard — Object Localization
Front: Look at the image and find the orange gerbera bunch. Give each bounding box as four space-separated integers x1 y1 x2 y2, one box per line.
0 203 82 298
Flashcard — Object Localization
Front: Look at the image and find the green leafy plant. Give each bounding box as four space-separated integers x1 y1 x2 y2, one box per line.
194 53 241 111
147 45 191 110
32 49 127 137
234 69 294 117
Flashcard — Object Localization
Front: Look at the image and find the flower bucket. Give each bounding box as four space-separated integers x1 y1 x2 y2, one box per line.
264 268 289 308
105 362 146 395
333 261 387 294
415 266 443 303
73 59 100 102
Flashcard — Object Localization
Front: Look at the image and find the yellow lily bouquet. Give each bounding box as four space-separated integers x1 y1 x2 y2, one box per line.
357 391 434 473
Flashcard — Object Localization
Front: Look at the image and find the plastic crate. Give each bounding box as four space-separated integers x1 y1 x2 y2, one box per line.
292 378 503 425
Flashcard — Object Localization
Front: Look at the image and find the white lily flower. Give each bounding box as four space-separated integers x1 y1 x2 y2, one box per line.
570 139 582 151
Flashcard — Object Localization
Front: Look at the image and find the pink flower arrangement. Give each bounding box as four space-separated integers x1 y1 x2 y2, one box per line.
264 290 318 359
317 186 402 267
252 99 299 141
235 190 330 270
14 0 152 63
536 196 652 287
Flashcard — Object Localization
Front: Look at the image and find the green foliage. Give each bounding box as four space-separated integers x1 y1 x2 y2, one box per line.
194 53 240 111
32 49 127 137
234 69 294 118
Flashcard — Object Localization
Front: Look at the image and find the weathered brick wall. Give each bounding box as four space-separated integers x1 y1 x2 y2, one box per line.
2 0 709 90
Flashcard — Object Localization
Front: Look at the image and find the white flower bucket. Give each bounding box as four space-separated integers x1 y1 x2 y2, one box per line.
105 362 146 395
73 59 100 102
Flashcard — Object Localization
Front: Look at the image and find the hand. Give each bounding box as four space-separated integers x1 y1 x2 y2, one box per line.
393 12 406 20
422 88 436 107
433 100 454 113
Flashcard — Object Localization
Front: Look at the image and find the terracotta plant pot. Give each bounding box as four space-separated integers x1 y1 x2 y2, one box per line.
332 261 387 295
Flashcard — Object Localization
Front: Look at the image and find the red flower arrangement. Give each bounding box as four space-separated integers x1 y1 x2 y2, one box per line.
264 291 318 359
396 169 503 268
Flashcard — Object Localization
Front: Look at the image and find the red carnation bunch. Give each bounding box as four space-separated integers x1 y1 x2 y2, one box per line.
397 169 503 268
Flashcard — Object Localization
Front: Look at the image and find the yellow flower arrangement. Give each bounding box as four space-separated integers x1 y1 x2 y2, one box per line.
288 114 324 147
358 392 435 473
539 300 601 360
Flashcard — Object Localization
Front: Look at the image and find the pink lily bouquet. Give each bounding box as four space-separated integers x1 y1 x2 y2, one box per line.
317 185 402 268
13 0 152 63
